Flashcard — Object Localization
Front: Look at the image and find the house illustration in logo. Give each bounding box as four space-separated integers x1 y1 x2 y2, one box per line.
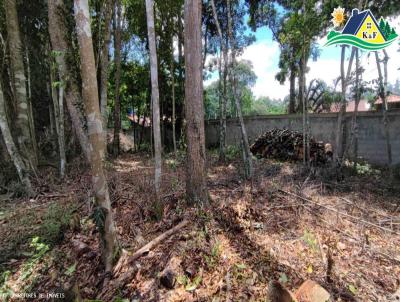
342 9 385 44
326 8 398 51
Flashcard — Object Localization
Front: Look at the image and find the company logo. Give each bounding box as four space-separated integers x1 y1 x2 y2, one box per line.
326 7 398 51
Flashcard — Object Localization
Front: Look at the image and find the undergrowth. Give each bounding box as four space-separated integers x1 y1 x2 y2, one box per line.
0 202 75 272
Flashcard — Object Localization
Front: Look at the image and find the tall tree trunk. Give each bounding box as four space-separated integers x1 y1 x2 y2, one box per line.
112 0 122 157
334 46 355 163
351 48 360 168
375 50 392 167
178 12 185 142
203 22 208 69
24 43 38 164
289 63 296 114
298 64 304 113
49 56 66 178
74 0 117 272
145 0 162 199
47 0 90 162
210 0 227 163
57 79 66 178
217 51 226 161
48 83 56 136
300 54 307 165
227 0 253 179
0 81 33 195
100 0 113 139
4 0 37 170
171 42 177 154
184 0 208 204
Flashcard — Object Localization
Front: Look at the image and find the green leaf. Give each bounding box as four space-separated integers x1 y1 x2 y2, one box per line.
235 263 246 270
348 284 357 295
278 273 288 284
65 263 77 276
185 275 202 292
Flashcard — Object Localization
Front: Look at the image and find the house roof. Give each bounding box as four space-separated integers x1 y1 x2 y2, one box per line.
330 100 370 112
342 9 369 35
375 94 400 104
342 9 386 40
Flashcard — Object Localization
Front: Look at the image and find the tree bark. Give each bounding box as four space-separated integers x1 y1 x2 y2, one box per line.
24 43 38 165
184 0 208 204
100 0 114 138
74 0 117 272
351 48 360 168
49 56 66 178
300 54 307 165
0 81 33 195
112 0 122 157
227 0 253 179
48 0 90 162
375 50 392 167
289 63 296 114
334 46 355 163
178 11 185 143
171 41 177 154
4 0 37 170
145 0 162 199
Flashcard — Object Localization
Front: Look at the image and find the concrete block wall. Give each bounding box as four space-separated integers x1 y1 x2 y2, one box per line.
205 111 400 165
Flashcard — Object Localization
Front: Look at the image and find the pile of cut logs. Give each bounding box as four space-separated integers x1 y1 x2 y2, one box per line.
250 128 332 164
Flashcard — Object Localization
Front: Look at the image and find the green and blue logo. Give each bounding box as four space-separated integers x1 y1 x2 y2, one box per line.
326 7 398 51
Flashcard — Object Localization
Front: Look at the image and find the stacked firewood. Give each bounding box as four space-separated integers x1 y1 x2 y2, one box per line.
250 128 331 164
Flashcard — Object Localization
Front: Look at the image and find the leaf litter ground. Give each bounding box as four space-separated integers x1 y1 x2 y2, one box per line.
0 152 399 301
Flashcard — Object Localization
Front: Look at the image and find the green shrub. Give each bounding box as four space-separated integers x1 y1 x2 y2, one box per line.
39 204 75 246
226 145 241 161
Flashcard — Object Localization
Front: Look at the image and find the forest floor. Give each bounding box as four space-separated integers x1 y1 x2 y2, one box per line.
0 150 400 301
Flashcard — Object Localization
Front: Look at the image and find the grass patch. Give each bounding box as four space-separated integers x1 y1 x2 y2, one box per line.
0 202 75 273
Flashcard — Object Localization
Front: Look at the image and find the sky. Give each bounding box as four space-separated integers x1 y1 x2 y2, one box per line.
205 14 400 101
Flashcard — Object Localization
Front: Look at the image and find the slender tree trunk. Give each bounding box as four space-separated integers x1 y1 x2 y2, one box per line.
298 65 304 113
300 54 307 164
203 22 208 69
48 0 90 162
48 82 56 136
4 0 37 170
375 50 392 167
100 0 113 140
184 0 208 204
58 82 66 177
171 43 177 154
49 57 66 178
24 43 38 164
217 51 226 161
112 0 122 157
227 0 252 179
334 46 355 163
145 0 162 199
0 81 33 195
289 63 296 114
74 0 117 272
334 45 346 163
49 43 67 177
178 12 185 142
210 0 227 163
351 48 360 169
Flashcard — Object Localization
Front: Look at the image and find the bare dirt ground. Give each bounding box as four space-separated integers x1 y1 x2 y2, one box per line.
1 151 399 301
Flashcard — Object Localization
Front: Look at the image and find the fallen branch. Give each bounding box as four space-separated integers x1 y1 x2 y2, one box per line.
113 219 189 277
99 219 189 299
278 189 400 235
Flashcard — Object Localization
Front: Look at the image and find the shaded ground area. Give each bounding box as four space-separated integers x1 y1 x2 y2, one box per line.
0 151 399 301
